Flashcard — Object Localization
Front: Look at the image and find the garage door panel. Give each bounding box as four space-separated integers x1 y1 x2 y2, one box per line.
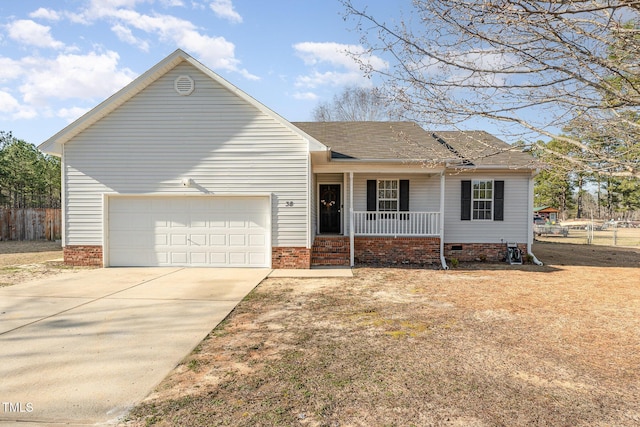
229 219 248 228
171 252 188 264
190 217 207 227
209 234 226 245
229 234 246 245
249 234 266 246
190 252 207 264
249 252 266 265
229 252 247 265
210 252 227 264
170 234 188 245
109 196 269 267
190 234 206 246
109 231 153 248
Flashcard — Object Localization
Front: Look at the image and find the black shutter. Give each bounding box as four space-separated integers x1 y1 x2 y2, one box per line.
461 180 471 221
367 180 377 211
494 180 504 221
399 180 410 211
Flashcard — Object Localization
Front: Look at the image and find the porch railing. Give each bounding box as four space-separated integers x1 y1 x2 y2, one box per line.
352 211 440 236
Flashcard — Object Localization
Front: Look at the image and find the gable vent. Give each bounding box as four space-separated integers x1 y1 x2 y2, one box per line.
174 75 195 96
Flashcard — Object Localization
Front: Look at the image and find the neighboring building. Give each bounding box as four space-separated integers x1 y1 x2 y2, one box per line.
534 206 561 224
39 49 541 268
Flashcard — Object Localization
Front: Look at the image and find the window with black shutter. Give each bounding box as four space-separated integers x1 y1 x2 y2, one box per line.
461 179 504 221
366 179 410 219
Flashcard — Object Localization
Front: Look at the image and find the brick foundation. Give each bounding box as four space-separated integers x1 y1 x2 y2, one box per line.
354 237 441 266
444 243 527 263
272 247 311 269
64 245 103 266
311 236 350 266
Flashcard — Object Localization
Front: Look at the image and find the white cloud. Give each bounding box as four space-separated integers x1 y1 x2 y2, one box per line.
160 0 185 6
75 1 257 78
293 42 387 89
29 8 62 21
6 20 65 49
295 70 368 89
292 91 318 101
209 0 242 23
294 42 387 71
0 91 20 113
111 23 150 51
0 91 37 119
57 106 91 123
19 51 137 105
0 57 24 82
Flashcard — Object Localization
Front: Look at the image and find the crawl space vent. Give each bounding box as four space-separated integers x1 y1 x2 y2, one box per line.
174 75 194 96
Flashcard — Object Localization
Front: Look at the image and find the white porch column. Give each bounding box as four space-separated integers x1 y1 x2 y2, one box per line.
527 172 543 265
439 172 448 269
349 171 354 267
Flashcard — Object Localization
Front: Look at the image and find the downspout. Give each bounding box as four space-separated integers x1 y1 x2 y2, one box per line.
439 172 449 270
527 172 543 265
349 171 354 267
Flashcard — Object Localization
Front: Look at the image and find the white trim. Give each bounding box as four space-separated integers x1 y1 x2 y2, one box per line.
61 144 66 247
440 172 448 269
349 172 354 267
526 174 543 265
307 155 313 248
343 173 348 235
102 194 108 267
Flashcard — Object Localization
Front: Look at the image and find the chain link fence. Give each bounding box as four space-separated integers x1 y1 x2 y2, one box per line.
535 222 640 248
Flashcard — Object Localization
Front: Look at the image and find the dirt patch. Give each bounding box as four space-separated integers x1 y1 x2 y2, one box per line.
121 242 640 427
0 241 90 286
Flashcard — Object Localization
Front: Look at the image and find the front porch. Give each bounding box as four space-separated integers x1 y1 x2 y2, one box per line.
311 207 441 267
312 172 446 267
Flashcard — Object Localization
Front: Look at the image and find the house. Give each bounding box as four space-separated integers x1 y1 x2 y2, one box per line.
534 206 561 224
39 49 542 269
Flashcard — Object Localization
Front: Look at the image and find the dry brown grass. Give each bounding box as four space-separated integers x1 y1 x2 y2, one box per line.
121 242 640 427
0 241 88 286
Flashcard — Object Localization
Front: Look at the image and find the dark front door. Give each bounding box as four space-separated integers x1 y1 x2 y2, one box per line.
319 184 341 234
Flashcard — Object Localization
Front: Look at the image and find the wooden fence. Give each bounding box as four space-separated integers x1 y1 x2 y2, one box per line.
0 208 62 241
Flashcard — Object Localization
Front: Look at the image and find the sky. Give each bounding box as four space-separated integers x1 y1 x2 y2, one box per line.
0 0 404 146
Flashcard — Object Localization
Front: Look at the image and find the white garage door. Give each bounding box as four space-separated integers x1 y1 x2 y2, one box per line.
108 196 270 267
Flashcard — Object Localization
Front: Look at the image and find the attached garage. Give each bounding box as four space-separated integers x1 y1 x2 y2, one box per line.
107 196 271 267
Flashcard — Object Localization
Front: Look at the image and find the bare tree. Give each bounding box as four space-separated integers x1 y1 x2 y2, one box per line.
342 0 640 178
312 86 397 121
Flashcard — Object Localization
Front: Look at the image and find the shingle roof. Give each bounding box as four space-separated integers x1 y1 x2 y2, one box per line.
292 121 535 168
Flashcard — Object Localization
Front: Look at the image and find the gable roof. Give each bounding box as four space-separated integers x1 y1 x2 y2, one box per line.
39 49 327 156
292 121 536 169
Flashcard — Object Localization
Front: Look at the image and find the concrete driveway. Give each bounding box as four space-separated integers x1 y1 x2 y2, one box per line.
0 267 269 426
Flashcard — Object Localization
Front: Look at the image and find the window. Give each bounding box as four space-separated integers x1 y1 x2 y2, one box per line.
367 179 410 215
377 180 398 211
472 180 493 220
461 180 504 221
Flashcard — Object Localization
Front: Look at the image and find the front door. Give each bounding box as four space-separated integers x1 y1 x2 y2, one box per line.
319 184 341 234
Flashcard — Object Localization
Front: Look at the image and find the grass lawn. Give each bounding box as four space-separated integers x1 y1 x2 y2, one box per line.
121 242 640 427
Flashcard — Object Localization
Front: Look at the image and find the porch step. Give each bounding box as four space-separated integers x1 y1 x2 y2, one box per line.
311 236 350 267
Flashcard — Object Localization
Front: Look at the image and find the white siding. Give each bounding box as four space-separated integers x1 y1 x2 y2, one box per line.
443 172 531 243
63 62 309 247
